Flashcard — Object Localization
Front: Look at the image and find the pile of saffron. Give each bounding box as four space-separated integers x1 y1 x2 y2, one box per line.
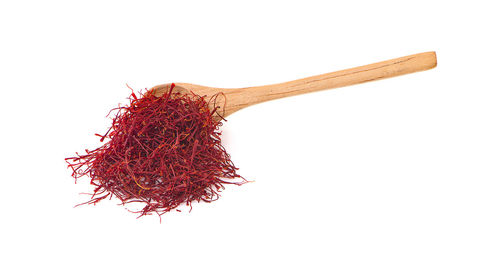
66 86 244 216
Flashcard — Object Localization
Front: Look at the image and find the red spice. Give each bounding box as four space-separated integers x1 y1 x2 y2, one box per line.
66 85 245 217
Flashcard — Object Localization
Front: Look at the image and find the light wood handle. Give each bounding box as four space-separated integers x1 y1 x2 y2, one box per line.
227 52 437 108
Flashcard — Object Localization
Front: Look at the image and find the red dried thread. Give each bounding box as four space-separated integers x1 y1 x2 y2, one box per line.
65 85 245 217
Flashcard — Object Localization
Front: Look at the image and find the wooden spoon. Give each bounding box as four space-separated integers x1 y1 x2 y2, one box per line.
151 51 437 117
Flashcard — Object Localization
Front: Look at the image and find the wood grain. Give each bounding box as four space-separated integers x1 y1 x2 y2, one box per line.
152 51 437 117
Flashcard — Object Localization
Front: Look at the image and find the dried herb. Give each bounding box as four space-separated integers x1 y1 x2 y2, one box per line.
66 85 245 217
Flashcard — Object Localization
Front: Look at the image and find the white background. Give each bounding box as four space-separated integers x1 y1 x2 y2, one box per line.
1 1 499 271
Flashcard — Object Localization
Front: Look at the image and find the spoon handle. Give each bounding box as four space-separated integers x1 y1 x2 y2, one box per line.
228 51 436 110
